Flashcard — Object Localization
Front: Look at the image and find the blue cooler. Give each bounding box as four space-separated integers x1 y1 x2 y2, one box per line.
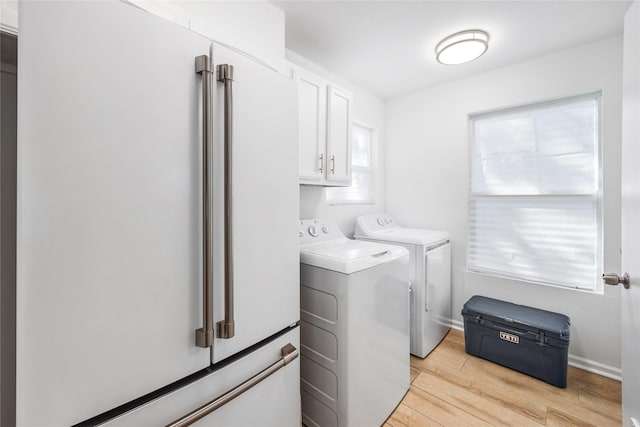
462 295 570 388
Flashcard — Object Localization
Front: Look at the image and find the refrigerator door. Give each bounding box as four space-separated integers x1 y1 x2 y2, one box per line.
103 328 300 427
18 2 212 424
209 43 300 363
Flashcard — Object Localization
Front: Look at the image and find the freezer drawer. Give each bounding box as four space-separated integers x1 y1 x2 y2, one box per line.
102 328 300 426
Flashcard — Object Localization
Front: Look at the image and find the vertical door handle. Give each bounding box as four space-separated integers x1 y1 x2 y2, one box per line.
217 64 235 339
330 155 335 174
195 55 214 348
318 153 324 173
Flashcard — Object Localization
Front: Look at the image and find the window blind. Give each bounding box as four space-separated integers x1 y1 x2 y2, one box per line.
326 124 375 205
467 94 601 290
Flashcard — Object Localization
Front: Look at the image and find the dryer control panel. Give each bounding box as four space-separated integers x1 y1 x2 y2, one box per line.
299 219 346 245
355 213 398 236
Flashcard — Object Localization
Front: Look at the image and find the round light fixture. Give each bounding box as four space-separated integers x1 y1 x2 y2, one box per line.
435 29 489 65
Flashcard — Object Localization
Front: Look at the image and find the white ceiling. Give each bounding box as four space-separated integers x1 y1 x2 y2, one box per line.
271 1 631 100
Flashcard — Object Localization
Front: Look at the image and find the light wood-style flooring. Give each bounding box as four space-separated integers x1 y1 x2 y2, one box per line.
386 329 621 426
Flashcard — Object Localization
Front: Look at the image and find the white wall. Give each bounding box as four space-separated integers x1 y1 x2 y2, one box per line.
287 50 387 236
386 37 623 374
122 0 286 71
3 1 286 69
0 1 18 34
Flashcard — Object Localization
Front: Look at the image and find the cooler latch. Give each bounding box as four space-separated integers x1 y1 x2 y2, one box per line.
537 330 547 346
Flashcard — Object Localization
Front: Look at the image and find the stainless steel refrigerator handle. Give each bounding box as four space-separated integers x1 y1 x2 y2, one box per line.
165 344 299 427
195 55 214 349
216 64 235 339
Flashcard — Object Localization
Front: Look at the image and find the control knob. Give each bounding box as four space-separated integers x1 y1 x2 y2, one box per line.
308 225 319 237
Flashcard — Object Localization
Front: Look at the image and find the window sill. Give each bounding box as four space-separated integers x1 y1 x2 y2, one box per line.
327 199 375 207
464 269 604 295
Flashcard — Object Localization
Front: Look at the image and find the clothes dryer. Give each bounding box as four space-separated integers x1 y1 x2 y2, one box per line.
299 219 410 427
355 214 451 358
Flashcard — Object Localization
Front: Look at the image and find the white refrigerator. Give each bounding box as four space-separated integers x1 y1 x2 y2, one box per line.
17 1 300 425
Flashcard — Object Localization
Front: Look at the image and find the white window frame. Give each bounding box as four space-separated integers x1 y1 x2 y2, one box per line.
326 121 377 206
466 92 603 292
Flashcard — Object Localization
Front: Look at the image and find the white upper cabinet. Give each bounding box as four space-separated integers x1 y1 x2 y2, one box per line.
326 86 352 185
295 67 352 186
297 71 326 183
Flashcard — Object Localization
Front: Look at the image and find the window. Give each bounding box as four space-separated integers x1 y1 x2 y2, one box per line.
326 123 376 205
467 93 602 291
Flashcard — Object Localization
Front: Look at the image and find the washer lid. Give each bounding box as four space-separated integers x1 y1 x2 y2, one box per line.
355 213 449 246
365 228 449 246
300 239 408 274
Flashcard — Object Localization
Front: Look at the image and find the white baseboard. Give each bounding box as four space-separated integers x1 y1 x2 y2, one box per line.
567 354 621 381
450 319 464 332
446 318 621 381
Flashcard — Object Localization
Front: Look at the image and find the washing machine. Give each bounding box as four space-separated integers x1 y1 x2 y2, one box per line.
355 213 451 358
299 219 410 427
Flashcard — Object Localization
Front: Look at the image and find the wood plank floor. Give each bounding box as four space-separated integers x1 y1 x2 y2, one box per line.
385 329 621 427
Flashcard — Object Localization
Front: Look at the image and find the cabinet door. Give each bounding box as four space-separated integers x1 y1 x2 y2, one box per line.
18 2 211 424
297 71 326 184
326 85 352 185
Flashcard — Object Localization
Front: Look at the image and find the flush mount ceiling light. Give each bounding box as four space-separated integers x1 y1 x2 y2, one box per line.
435 29 489 65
